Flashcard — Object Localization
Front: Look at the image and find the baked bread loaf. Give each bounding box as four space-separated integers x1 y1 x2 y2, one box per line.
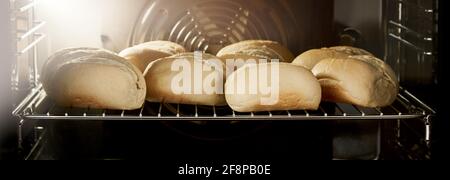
145 52 227 106
217 40 295 63
312 55 399 108
225 63 321 112
119 41 186 72
42 48 146 110
292 46 373 70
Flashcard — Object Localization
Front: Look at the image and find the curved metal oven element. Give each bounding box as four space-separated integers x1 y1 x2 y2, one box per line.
125 0 301 140
129 0 299 54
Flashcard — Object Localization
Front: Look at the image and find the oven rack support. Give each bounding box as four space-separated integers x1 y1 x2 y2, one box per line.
11 0 46 90
10 0 46 152
383 0 438 159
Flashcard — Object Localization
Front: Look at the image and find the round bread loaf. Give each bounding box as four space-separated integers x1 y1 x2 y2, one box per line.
217 40 295 62
225 63 322 112
119 41 186 72
42 48 146 110
292 46 373 70
312 55 399 108
145 52 227 106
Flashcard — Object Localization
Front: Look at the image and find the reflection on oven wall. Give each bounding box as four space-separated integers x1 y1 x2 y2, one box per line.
335 0 383 56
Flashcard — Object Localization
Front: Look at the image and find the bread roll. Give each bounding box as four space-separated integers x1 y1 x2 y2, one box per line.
145 52 227 106
225 63 321 112
42 48 146 110
217 40 295 62
312 55 399 108
292 46 373 70
119 41 186 72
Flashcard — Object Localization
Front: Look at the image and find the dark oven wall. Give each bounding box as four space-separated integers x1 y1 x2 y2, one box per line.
279 0 336 53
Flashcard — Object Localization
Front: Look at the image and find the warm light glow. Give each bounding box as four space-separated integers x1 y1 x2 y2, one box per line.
38 0 106 50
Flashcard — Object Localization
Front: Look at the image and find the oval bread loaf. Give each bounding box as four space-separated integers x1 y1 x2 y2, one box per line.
225 63 322 112
42 48 146 110
312 55 399 107
145 52 227 106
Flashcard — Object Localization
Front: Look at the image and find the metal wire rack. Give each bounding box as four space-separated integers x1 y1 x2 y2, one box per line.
14 85 435 122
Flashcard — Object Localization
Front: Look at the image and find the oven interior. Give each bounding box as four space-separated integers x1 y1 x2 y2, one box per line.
6 0 438 160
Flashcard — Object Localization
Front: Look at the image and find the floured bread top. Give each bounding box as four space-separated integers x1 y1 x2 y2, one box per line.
328 46 373 56
119 41 186 57
348 55 399 89
217 40 294 62
43 48 142 83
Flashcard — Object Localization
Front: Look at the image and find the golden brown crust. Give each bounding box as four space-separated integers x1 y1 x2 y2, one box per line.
318 79 361 106
292 46 374 70
217 40 295 62
329 46 373 56
292 49 350 70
